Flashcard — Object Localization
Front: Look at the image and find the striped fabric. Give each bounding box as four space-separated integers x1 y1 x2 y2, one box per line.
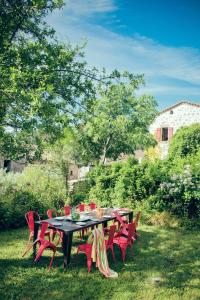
91 228 118 278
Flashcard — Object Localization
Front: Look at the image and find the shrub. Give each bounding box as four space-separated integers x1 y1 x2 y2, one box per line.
0 164 66 229
88 158 168 209
168 124 200 159
152 164 200 223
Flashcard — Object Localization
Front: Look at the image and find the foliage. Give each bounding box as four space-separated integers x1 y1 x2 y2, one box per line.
43 128 81 192
0 165 66 229
0 0 99 161
0 0 64 53
87 149 200 226
1 225 200 300
77 76 157 164
144 145 162 160
69 180 91 206
168 124 200 160
88 158 168 209
154 164 200 221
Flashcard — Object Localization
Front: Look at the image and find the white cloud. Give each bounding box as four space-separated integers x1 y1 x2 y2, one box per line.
47 4 200 106
64 0 117 15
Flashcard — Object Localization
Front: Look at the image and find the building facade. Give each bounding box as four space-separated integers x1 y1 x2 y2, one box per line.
149 101 200 158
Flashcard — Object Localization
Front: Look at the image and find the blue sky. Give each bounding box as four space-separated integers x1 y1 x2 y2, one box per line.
47 0 200 109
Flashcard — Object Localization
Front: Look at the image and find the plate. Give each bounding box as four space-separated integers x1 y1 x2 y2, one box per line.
103 215 112 218
76 222 86 226
51 222 62 226
91 218 99 222
55 217 64 220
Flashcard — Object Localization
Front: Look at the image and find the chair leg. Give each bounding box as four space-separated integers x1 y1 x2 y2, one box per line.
120 246 127 262
110 246 116 263
34 244 46 262
22 234 32 257
48 249 56 271
22 239 38 257
87 256 92 273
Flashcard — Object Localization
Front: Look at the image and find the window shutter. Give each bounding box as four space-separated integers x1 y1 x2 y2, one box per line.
155 128 161 141
168 127 173 139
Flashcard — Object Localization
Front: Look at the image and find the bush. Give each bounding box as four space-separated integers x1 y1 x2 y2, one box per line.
69 180 91 206
150 164 200 224
88 158 168 209
0 164 66 229
168 124 200 159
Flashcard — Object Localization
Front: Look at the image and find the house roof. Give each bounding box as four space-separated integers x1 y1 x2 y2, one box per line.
159 100 200 115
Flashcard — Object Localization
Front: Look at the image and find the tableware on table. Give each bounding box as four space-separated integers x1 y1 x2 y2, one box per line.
103 215 112 218
55 216 64 220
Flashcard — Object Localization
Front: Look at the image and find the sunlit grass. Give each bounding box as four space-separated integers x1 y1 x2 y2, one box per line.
0 225 199 300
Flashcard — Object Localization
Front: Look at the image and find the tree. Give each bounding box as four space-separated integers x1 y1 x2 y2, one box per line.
43 128 81 192
0 0 64 53
0 0 98 161
168 124 200 159
77 73 157 164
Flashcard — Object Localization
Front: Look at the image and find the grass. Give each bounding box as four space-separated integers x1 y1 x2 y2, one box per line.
0 224 200 300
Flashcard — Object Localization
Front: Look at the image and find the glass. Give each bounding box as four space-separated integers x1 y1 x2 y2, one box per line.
71 207 80 221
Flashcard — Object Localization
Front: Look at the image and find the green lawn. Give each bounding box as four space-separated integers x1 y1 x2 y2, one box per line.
0 225 199 300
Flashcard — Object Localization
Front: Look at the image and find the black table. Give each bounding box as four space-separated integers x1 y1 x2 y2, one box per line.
34 209 133 268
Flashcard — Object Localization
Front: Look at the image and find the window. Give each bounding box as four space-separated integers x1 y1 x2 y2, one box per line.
70 170 73 176
162 128 168 141
155 127 173 142
3 160 11 172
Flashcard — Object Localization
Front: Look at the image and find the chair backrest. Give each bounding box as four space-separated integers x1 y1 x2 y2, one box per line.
113 211 126 227
39 222 49 239
134 211 141 227
77 203 85 212
62 205 71 216
106 225 116 246
88 202 96 210
25 211 40 232
47 208 57 219
127 222 136 242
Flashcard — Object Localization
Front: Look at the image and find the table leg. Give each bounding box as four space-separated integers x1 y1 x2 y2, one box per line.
129 211 133 223
103 221 108 228
33 222 39 258
62 232 73 268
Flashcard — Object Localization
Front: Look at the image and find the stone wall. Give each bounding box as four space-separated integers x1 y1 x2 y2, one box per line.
149 102 200 134
149 102 200 158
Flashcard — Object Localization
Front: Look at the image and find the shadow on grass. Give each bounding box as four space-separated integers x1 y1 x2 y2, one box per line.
0 226 200 300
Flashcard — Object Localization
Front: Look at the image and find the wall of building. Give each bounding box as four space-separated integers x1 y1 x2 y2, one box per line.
149 103 200 134
149 102 200 158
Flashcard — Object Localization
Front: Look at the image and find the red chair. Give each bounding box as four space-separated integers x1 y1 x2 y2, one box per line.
23 222 57 270
88 202 96 210
47 208 62 245
77 225 116 272
47 208 58 219
104 225 116 262
77 203 85 212
113 211 129 237
22 211 49 257
62 205 71 216
113 222 136 262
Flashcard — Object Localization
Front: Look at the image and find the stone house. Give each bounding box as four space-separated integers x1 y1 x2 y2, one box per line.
149 101 200 158
0 158 26 173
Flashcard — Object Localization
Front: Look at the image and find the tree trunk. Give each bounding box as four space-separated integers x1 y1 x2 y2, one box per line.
101 136 111 165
